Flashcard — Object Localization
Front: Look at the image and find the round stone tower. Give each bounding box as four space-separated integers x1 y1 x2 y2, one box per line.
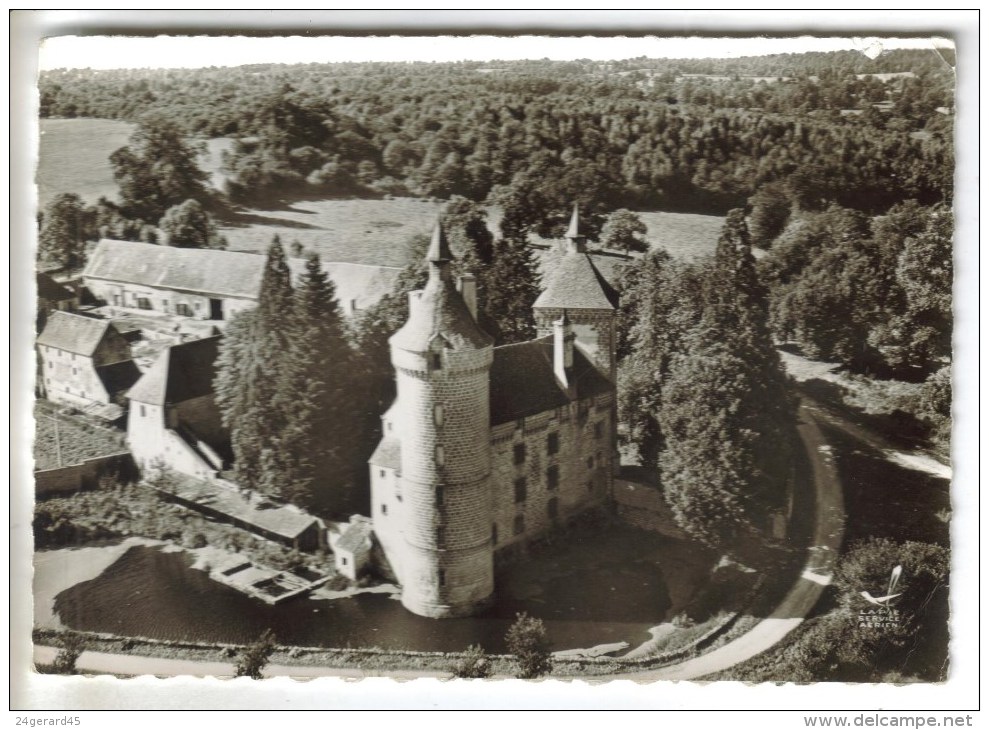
388 222 495 618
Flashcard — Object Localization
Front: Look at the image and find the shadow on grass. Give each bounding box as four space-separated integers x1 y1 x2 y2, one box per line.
221 211 327 230
797 378 930 451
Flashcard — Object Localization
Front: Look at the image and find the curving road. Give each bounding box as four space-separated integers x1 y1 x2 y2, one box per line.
620 398 846 680
32 398 848 681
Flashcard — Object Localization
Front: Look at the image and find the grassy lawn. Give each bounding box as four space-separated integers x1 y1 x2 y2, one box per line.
220 197 447 266
37 118 135 208
33 400 127 471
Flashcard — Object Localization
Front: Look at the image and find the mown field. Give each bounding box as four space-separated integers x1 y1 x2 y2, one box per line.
37 117 725 267
37 118 135 208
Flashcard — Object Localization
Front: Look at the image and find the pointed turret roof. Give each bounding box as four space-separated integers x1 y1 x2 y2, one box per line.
127 336 221 405
565 204 583 239
427 220 453 263
533 252 619 311
390 226 492 352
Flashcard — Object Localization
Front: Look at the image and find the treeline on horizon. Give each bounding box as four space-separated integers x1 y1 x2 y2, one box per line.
39 49 954 220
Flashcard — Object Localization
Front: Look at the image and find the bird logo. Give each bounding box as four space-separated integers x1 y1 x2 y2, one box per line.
860 565 903 607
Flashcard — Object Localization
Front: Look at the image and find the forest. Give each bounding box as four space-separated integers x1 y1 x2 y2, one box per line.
39 49 953 222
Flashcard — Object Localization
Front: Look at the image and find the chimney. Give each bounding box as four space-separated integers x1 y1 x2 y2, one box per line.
458 273 478 321
553 310 575 391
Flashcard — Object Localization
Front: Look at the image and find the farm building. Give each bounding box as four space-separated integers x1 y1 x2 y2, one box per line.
82 239 401 321
36 311 141 417
126 335 231 481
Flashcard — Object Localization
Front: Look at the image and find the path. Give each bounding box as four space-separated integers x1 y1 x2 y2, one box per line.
32 398 848 681
32 646 448 680
620 398 845 680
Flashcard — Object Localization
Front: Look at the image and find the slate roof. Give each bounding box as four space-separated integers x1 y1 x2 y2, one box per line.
85 239 265 299
36 311 114 356
85 239 401 312
533 250 619 311
126 335 220 406
37 272 75 302
96 360 142 398
368 436 402 471
489 335 613 424
336 519 373 554
312 261 402 313
390 264 493 352
160 476 319 541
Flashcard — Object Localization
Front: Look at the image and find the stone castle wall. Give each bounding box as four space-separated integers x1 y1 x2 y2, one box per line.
490 393 614 555
389 345 495 618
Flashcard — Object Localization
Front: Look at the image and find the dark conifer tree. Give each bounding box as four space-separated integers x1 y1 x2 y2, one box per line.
280 252 362 516
484 234 541 345
216 236 295 497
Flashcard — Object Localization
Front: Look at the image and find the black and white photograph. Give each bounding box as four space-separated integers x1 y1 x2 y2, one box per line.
10 10 978 715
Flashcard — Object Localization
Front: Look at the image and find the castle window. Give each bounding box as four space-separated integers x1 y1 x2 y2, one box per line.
47 361 52 369
513 515 525 536
434 403 444 427
594 421 604 439
547 465 559 491
548 497 559 521
341 557 348 566
513 443 526 465
437 526 445 547
435 444 445 467
176 303 193 317
381 503 388 516
439 569 446 587
436 485 445 507
431 352 443 370
492 523 498 545
140 405 146 418
380 469 386 478
547 432 559 455
514 478 527 503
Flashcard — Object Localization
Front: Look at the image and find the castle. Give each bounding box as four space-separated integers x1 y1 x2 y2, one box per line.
369 207 619 618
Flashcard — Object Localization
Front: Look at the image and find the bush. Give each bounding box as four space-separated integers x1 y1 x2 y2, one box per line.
234 629 277 680
50 634 85 675
505 612 552 679
451 644 492 679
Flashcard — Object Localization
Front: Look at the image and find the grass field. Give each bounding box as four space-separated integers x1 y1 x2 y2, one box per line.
37 118 724 266
37 118 135 208
37 118 230 209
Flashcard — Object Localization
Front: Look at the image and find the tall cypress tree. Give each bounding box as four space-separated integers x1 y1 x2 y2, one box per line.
659 211 796 554
484 233 541 345
280 252 362 516
215 236 295 497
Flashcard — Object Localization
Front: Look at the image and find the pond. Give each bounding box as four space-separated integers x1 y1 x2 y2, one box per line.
49 525 713 654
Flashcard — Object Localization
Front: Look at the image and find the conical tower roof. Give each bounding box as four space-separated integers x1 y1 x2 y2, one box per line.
390 221 492 352
427 219 453 263
565 203 583 240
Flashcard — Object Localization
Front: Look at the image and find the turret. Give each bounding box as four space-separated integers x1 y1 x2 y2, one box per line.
564 203 587 254
534 203 619 382
386 220 495 618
